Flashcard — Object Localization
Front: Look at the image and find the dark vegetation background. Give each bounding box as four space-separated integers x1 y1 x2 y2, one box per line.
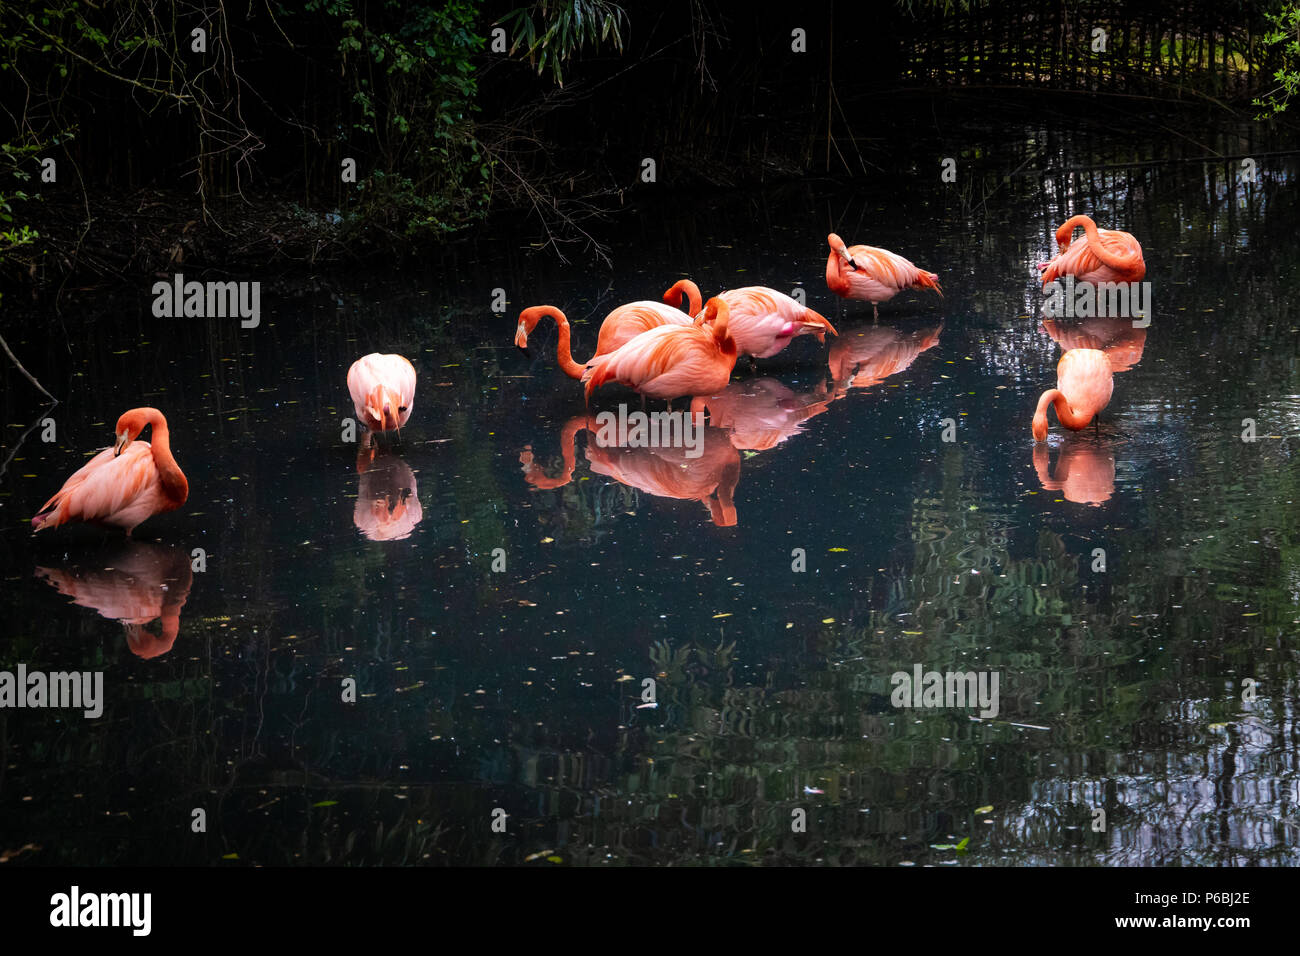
0 0 1298 293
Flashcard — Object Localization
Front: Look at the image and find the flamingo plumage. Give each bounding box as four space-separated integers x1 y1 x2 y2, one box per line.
515 300 697 380
825 233 942 319
663 281 836 361
1038 215 1145 285
31 407 188 537
347 353 416 433
581 297 738 402
1032 349 1114 441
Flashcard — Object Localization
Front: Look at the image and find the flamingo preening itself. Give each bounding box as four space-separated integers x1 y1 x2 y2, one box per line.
825 233 942 319
663 280 837 361
1031 349 1114 442
31 407 189 537
347 353 416 434
581 297 738 402
1038 215 1146 285
515 301 698 379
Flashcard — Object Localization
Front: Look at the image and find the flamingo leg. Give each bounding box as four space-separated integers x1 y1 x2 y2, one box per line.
872 303 879 322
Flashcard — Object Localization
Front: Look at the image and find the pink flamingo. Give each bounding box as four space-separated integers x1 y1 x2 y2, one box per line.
1039 215 1145 285
825 233 942 319
663 280 836 361
582 297 738 402
347 353 416 436
515 300 697 380
31 407 189 536
1032 349 1114 441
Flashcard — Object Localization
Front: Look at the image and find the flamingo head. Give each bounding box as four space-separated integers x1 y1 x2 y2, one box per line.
1031 402 1051 442
114 408 155 456
365 386 406 432
1054 215 1093 252
515 306 564 350
828 233 857 270
799 309 837 343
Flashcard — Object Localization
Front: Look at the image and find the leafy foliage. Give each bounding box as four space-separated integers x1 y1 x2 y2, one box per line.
1254 1 1300 117
312 0 490 238
498 0 627 86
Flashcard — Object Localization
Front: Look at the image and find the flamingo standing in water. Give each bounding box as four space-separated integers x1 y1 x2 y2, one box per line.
825 233 942 319
1039 215 1145 285
1032 349 1114 441
663 280 836 362
31 407 189 537
347 353 416 439
582 297 738 402
515 300 697 379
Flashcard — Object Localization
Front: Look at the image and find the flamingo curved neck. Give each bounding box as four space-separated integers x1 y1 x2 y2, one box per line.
1035 388 1093 437
146 416 189 504
536 309 587 380
1058 215 1134 274
666 280 703 316
523 417 586 488
825 250 850 296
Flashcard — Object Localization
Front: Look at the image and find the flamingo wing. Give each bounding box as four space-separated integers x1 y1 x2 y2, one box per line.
34 443 167 531
584 325 730 399
597 302 693 355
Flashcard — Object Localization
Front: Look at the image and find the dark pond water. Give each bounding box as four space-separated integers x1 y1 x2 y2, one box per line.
2 121 1299 865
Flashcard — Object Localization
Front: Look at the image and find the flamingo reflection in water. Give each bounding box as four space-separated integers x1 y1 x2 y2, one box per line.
1040 317 1147 373
354 449 423 541
689 378 833 451
1031 441 1116 507
826 321 943 398
520 415 741 527
35 542 194 659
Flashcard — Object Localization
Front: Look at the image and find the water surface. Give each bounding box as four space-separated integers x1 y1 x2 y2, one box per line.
2 122 1299 865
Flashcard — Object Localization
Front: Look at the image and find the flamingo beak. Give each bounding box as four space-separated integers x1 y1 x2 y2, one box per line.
514 322 529 349
837 245 857 270
114 431 130 457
